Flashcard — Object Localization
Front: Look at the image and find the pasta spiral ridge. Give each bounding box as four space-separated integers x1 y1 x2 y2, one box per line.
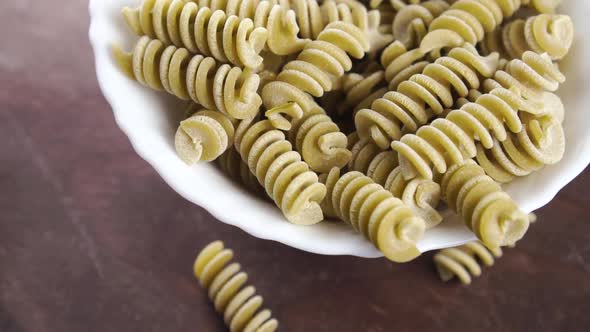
356 45 500 150
392 0 450 48
380 40 429 91
194 241 279 332
320 167 426 262
349 137 442 228
481 14 574 61
175 109 236 164
433 241 502 284
122 0 268 68
419 0 525 53
390 87 536 180
338 70 388 116
476 96 565 183
113 36 262 120
218 147 263 193
485 51 566 100
440 161 530 248
234 118 327 225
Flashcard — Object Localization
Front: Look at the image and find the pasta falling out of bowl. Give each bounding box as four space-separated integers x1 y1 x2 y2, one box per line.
89 0 590 262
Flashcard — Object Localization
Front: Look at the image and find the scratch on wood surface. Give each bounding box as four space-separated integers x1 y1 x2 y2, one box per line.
4 111 104 279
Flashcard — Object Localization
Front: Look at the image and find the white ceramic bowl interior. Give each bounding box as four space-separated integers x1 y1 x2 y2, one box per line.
89 0 590 258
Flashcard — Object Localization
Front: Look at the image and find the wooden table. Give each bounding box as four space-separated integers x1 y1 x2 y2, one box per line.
1 1 589 331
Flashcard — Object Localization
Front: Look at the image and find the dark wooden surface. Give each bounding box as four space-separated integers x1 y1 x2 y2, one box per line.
1 1 590 331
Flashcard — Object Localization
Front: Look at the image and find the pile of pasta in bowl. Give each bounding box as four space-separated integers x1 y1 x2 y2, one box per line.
110 0 573 263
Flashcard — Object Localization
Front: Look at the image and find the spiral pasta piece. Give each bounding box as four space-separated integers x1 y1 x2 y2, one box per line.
234 118 327 225
338 70 388 116
176 109 236 164
218 147 263 193
122 0 268 68
433 241 503 284
349 138 442 228
356 45 500 150
486 51 566 100
113 36 262 120
440 161 530 248
194 241 278 332
476 94 565 182
285 109 353 173
481 14 574 61
390 87 540 180
380 40 430 91
262 22 369 172
320 167 426 262
392 0 450 48
419 0 525 53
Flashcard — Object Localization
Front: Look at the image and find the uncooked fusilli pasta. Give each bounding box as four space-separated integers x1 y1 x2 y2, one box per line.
440 161 530 248
113 36 262 119
348 136 442 228
480 14 574 61
122 0 268 68
356 45 500 150
194 241 279 332
234 118 327 225
320 167 426 262
434 241 503 284
175 109 236 164
391 0 449 48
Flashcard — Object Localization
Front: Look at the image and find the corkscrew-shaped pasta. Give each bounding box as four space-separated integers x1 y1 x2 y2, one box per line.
217 147 263 193
433 241 503 284
476 95 565 183
285 109 353 173
380 40 429 90
523 0 563 13
392 0 449 48
320 167 426 262
234 118 327 225
194 241 279 332
440 161 530 248
356 45 500 150
113 36 262 120
481 14 574 61
390 87 539 180
122 0 268 68
348 138 442 228
338 70 388 116
263 21 370 108
419 0 525 53
175 109 236 164
486 51 566 100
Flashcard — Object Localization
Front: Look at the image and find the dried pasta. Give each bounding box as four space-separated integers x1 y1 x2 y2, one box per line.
390 52 565 180
356 45 500 150
419 0 525 53
476 94 565 183
338 69 388 116
481 14 574 61
320 167 426 262
234 118 327 225
175 109 236 164
262 22 370 172
440 161 530 248
392 0 449 48
433 241 503 285
122 0 268 68
194 241 278 332
349 136 442 228
113 36 262 119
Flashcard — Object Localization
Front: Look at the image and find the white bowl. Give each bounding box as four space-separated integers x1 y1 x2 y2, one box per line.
89 0 590 258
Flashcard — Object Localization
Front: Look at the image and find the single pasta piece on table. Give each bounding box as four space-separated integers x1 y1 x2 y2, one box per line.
194 241 278 332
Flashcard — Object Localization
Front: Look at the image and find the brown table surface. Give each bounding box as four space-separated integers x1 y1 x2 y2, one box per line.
2 1 590 331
